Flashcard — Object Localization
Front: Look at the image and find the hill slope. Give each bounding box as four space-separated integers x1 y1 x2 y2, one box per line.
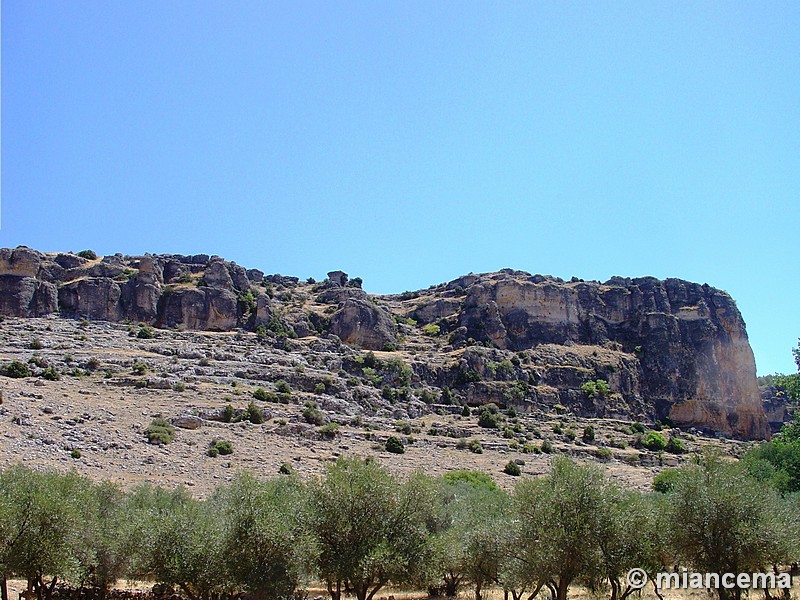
0 247 768 440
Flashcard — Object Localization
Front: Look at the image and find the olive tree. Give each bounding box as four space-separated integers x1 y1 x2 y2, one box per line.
666 455 793 600
594 489 672 600
0 467 88 600
307 457 436 600
511 457 610 600
128 484 227 600
73 481 138 600
216 473 312 600
429 472 510 600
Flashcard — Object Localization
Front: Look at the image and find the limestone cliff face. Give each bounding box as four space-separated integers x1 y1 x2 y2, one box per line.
0 248 769 439
437 271 768 439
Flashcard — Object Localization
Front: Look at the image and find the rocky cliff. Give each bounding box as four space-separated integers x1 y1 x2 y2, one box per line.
0 247 770 439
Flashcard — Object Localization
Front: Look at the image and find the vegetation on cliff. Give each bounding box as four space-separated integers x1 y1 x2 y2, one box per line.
0 247 774 439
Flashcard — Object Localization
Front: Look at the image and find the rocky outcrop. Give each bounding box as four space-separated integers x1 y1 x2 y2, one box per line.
0 247 770 439
762 385 795 434
329 299 398 351
413 271 768 439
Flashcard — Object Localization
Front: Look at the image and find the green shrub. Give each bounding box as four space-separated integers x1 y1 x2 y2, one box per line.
208 439 233 457
275 380 292 394
504 460 521 476
384 357 413 386
385 436 405 454
314 382 327 394
442 470 498 490
478 408 500 429
456 369 482 385
279 463 294 475
440 386 455 404
303 402 326 426
631 421 646 433
594 447 613 460
222 404 235 423
665 437 688 454
245 401 265 424
582 425 595 442
136 325 155 339
564 429 576 441
172 381 186 392
468 440 483 454
145 418 175 445
395 421 413 435
522 442 541 454
581 379 611 397
132 362 148 375
461 405 471 417
5 360 31 378
41 366 60 381
653 468 681 493
77 249 97 260
422 323 441 336
641 431 667 451
552 424 563 435
29 337 44 350
541 440 554 454
253 387 270 401
70 449 82 459
319 423 341 439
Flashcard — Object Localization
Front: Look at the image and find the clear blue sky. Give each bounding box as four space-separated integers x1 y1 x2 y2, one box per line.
2 2 798 374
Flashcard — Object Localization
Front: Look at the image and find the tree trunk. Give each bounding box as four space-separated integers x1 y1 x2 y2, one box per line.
366 582 386 600
544 582 556 600
327 580 341 600
475 579 482 600
609 578 618 600
650 580 665 600
556 578 569 600
178 583 198 600
444 574 460 598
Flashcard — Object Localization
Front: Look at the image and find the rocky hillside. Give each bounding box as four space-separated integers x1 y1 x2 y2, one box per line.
0 246 769 439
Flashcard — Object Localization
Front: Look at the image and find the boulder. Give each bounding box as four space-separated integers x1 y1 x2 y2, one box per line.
170 415 203 430
0 247 43 278
59 278 123 320
0 276 57 316
327 270 348 286
203 260 233 289
329 298 397 351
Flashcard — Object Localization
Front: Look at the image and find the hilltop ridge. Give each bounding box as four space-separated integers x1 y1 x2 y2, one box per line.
0 246 769 440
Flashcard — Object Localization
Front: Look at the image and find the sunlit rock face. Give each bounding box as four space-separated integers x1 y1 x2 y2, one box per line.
0 248 769 439
445 272 768 439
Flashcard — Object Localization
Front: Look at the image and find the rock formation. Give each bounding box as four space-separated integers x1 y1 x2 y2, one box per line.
0 247 770 439
409 271 768 439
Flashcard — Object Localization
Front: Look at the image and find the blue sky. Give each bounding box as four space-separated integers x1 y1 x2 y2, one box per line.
2 1 798 374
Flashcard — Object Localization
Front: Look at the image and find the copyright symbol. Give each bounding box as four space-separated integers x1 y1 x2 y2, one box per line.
626 568 648 589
